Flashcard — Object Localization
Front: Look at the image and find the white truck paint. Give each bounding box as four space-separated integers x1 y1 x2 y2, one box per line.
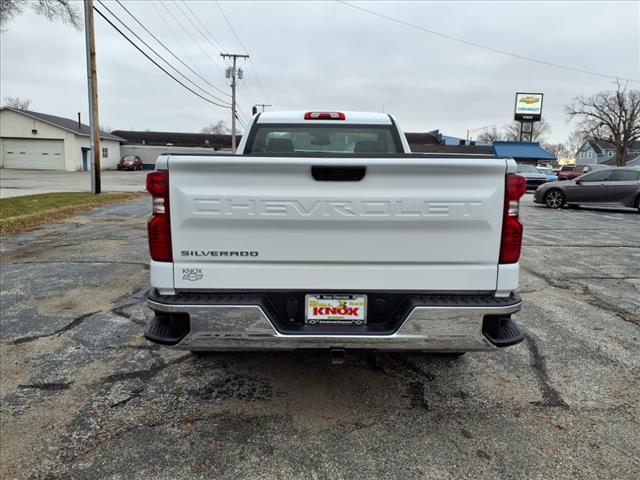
145 111 524 353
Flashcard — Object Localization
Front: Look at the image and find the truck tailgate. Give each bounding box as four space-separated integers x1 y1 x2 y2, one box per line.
167 156 508 291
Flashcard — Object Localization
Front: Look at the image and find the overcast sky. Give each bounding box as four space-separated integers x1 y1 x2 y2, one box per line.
1 1 639 142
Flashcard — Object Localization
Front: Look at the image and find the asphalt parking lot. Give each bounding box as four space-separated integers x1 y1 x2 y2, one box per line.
0 169 147 198
1 195 639 479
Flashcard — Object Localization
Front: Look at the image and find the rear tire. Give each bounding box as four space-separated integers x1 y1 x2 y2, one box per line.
545 189 566 209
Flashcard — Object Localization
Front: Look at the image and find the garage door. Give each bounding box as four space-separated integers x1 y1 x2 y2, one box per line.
2 139 65 170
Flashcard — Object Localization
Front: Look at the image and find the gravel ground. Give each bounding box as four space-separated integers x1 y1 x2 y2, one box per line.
1 195 638 480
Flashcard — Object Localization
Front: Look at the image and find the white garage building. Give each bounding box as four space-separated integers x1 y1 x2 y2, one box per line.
0 107 123 171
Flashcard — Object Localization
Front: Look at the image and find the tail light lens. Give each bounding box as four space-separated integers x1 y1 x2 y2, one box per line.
146 170 172 262
304 111 345 120
499 174 526 264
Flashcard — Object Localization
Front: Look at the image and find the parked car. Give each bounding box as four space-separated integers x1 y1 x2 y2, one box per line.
534 167 640 212
555 165 572 177
537 166 558 182
143 110 526 354
118 155 143 171
516 164 548 189
556 163 609 181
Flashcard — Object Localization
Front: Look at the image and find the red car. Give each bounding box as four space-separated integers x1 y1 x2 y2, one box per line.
556 163 608 181
117 155 143 171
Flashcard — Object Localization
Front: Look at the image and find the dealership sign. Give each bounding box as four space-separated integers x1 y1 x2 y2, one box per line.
514 93 543 121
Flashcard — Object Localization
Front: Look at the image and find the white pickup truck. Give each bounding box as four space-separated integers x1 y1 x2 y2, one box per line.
144 111 526 355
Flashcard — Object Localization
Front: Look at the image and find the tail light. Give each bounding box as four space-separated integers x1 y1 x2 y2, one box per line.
146 170 172 262
304 111 345 120
499 174 526 264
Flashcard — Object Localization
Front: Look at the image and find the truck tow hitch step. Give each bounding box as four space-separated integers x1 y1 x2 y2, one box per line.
144 314 190 346
483 316 524 347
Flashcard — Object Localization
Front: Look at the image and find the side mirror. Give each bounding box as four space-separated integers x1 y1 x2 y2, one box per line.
575 180 582 185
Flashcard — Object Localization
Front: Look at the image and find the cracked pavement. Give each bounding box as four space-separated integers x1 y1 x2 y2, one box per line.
1 196 639 479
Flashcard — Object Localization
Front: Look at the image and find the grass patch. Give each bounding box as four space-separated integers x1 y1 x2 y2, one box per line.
0 192 144 236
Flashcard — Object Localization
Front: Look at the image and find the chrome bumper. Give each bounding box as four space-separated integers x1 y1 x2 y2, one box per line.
146 296 522 352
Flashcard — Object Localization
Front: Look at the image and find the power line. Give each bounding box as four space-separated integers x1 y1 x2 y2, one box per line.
114 0 231 100
337 0 640 83
163 0 254 118
161 1 226 76
215 0 271 103
150 1 202 75
93 5 231 110
173 1 260 106
153 2 249 127
96 0 230 107
181 0 226 53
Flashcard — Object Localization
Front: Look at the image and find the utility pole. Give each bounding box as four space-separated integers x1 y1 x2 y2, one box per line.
84 0 101 194
221 53 249 154
255 103 272 112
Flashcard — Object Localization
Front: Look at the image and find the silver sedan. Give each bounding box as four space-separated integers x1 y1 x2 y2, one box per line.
533 167 640 212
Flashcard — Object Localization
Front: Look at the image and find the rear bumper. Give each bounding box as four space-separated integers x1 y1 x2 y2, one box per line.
145 291 523 352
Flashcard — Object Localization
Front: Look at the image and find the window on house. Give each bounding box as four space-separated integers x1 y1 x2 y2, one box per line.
608 151 614 157
102 147 108 158
587 151 592 158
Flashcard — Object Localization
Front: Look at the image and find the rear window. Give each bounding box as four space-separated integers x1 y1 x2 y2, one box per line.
245 124 400 155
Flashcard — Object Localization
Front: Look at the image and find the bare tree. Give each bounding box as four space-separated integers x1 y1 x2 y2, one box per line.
542 142 570 161
503 118 551 142
566 82 640 167
564 129 587 161
0 0 81 31
476 118 551 143
477 127 502 144
201 121 230 135
2 96 31 109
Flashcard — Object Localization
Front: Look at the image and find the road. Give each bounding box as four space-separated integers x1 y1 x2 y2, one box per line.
0 169 147 198
1 196 639 479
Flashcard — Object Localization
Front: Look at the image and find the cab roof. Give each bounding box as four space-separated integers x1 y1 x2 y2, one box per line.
256 111 393 125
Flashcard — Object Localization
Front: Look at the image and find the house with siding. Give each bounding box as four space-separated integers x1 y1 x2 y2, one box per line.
575 139 640 165
0 108 123 171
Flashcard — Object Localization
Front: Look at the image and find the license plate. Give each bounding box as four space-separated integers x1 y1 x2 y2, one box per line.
305 294 367 325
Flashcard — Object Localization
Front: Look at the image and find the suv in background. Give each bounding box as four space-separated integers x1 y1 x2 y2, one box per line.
118 155 143 171
516 164 548 189
557 163 609 181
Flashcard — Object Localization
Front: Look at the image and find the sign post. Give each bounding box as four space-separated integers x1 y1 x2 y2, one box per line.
514 93 543 143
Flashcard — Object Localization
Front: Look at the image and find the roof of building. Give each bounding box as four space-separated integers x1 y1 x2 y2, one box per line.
585 138 640 154
1 107 123 141
602 151 640 166
410 144 494 155
404 132 441 145
111 130 234 149
492 141 556 160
